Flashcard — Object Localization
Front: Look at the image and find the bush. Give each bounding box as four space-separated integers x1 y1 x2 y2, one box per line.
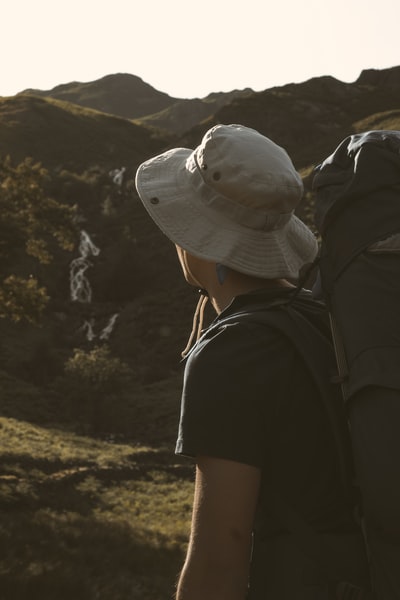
60 345 134 433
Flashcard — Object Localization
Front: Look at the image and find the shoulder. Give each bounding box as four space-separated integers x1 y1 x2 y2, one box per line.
195 311 289 354
184 311 294 387
178 314 293 465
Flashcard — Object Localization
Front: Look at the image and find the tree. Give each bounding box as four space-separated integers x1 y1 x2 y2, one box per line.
0 156 77 322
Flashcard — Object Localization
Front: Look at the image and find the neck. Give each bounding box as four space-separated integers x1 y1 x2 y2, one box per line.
206 272 295 314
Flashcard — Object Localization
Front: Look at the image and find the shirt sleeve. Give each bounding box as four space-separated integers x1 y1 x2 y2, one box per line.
175 320 292 467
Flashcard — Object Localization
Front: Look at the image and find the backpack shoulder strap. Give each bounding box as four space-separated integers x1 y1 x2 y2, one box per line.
221 301 351 491
268 304 351 490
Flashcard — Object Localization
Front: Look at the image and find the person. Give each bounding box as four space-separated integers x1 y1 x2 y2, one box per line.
135 124 371 599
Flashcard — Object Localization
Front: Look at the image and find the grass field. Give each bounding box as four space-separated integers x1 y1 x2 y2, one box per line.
0 377 194 600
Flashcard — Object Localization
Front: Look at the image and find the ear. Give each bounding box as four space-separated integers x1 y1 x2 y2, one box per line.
216 263 229 285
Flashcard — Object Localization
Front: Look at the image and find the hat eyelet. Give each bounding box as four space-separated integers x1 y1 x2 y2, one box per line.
150 197 159 205
202 164 208 170
213 171 221 181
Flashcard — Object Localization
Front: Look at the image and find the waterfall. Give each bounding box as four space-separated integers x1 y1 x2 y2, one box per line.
99 313 119 340
78 315 119 342
70 230 100 303
70 230 119 341
81 320 96 342
109 166 126 187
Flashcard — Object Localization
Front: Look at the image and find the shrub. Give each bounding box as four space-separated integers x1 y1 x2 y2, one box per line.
61 345 133 433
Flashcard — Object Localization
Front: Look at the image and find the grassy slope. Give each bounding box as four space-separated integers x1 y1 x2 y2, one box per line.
0 94 172 172
0 375 194 600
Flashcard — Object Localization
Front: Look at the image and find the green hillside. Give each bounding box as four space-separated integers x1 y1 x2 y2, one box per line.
0 376 193 600
0 94 173 172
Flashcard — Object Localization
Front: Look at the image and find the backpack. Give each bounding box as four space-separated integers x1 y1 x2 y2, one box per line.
311 130 400 599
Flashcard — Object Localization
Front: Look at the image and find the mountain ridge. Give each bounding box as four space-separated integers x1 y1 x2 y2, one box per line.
21 73 179 120
3 65 399 173
20 73 254 135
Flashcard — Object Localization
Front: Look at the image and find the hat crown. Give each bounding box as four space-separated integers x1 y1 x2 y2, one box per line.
193 124 303 215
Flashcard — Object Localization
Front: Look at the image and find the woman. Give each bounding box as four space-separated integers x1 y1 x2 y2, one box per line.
135 124 371 599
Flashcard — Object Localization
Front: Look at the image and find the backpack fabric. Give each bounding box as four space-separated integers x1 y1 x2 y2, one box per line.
312 130 400 600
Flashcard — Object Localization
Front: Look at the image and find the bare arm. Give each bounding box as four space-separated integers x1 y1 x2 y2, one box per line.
176 456 261 600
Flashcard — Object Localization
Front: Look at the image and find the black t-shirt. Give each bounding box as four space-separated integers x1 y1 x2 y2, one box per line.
175 288 356 534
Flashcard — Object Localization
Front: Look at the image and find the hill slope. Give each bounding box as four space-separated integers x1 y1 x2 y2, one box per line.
22 73 254 136
134 89 253 135
177 66 400 169
0 94 173 172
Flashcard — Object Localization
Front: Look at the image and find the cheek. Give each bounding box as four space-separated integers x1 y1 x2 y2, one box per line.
175 246 188 277
175 246 205 288
184 270 201 286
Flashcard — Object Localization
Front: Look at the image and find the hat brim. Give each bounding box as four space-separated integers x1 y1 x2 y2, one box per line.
136 148 318 279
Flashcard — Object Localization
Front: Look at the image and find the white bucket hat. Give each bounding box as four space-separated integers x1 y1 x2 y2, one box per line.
135 124 318 279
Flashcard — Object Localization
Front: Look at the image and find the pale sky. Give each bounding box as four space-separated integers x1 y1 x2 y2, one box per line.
2 0 399 99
